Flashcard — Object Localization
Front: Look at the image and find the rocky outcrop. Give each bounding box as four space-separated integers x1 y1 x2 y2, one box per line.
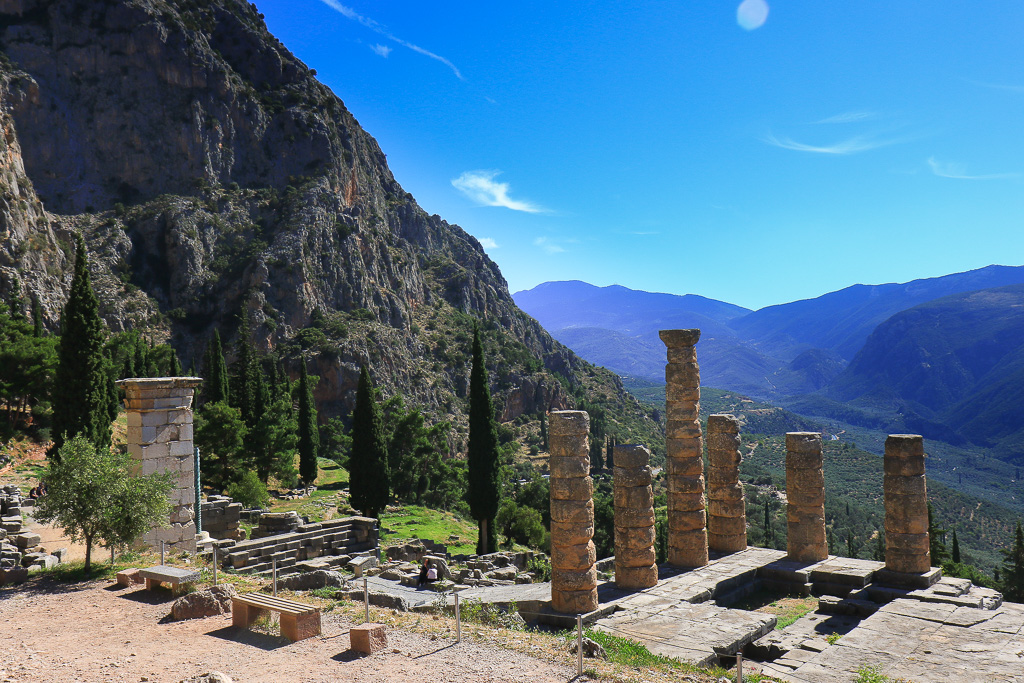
171 584 237 620
0 0 660 447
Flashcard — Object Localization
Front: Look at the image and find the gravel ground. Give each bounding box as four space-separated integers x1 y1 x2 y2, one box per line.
0 577 578 683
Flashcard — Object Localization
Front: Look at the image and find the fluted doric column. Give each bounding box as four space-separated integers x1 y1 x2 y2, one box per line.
786 432 827 563
707 414 746 554
549 411 598 614
884 434 931 574
660 329 708 568
614 444 658 588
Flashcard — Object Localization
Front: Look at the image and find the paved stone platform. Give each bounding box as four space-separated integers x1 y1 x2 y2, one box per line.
761 598 1024 682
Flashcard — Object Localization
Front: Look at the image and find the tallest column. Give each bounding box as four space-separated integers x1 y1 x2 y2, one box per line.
660 329 708 568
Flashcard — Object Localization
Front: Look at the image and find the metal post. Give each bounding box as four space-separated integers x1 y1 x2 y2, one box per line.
212 546 218 587
160 540 165 566
194 447 201 536
737 652 743 682
272 557 278 597
576 614 583 676
363 577 369 623
455 592 461 643
111 546 115 566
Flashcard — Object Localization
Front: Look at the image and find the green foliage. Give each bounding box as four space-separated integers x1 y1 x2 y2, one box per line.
200 329 229 405
349 366 389 518
467 325 500 554
1001 521 1024 602
250 392 298 486
382 395 464 512
0 298 56 437
51 235 113 455
495 498 546 550
226 468 271 509
320 416 351 466
928 502 949 566
826 632 842 645
592 475 615 559
195 400 247 491
297 362 320 486
34 434 173 572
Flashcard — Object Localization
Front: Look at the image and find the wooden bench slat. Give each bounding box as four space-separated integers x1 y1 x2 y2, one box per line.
233 593 317 615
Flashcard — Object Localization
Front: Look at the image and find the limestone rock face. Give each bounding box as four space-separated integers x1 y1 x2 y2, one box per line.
0 0 660 443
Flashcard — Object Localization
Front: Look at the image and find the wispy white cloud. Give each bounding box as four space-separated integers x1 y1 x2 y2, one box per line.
533 237 565 254
762 132 902 155
317 0 463 80
967 80 1024 93
369 43 392 58
814 111 880 124
478 237 499 250
451 170 545 213
927 157 1019 181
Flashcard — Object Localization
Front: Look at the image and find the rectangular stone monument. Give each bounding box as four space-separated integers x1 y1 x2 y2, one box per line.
117 377 203 553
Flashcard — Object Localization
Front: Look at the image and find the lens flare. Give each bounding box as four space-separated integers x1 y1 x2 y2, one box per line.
737 0 769 30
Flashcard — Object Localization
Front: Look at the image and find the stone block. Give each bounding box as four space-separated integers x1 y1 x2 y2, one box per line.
178 423 194 442
548 455 590 478
785 432 822 453
615 525 656 551
665 437 702 459
788 468 825 490
668 510 706 533
666 420 702 439
140 410 170 428
613 445 650 469
885 550 931 574
660 328 701 348
667 474 705 494
708 515 747 536
169 439 195 457
667 491 705 512
550 521 595 545
549 411 589 436
887 532 930 554
612 466 652 487
614 508 655 527
664 344 697 364
883 474 927 497
665 400 700 421
550 499 595 525
551 587 599 615
548 434 588 459
707 498 745 517
665 455 704 477
707 468 742 486
884 513 929 535
614 563 658 589
0 566 28 584
665 362 700 387
616 545 655 568
613 485 653 509
14 532 40 548
350 623 388 654
551 541 596 572
126 411 143 427
708 532 747 554
550 476 593 501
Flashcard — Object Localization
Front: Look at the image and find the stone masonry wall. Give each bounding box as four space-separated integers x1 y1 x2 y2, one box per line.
118 377 202 552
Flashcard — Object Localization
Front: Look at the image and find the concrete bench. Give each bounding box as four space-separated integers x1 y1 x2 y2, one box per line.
231 593 321 642
139 566 200 595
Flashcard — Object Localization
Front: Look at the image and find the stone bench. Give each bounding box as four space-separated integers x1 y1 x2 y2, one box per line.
231 593 321 642
139 565 201 595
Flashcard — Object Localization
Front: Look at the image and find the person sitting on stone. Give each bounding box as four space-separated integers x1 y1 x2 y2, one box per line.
418 559 430 587
426 561 438 583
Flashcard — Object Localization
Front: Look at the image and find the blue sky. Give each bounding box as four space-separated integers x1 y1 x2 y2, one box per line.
256 0 1024 311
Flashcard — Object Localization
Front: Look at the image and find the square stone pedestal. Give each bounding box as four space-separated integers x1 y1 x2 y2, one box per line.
350 623 388 654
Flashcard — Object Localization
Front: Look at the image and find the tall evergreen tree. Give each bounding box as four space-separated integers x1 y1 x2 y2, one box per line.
539 411 547 450
606 434 615 468
51 235 112 456
590 438 605 472
951 528 961 564
297 361 320 486
928 502 949 565
168 350 182 377
230 310 257 425
349 366 389 518
201 329 229 405
31 295 43 337
467 326 501 554
1001 521 1024 602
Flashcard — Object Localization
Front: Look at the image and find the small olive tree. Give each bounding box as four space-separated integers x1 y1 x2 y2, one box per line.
34 435 173 573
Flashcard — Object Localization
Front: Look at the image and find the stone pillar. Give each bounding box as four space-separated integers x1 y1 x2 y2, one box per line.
884 434 931 574
613 445 658 589
707 414 746 554
786 432 827 563
118 377 203 553
659 329 708 568
549 410 598 614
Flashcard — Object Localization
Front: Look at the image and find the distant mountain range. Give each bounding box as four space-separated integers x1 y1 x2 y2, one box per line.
514 266 1024 463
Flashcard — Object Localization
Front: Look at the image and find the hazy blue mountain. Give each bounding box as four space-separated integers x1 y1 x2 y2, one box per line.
730 264 1024 361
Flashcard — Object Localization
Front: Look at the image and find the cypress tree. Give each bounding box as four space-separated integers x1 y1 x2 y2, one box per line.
298 361 320 486
168 350 182 377
1001 521 1024 602
31 295 43 337
590 438 605 472
349 365 389 518
133 337 147 378
51 235 112 456
951 528 961 564
201 329 229 405
606 434 615 469
467 325 501 554
539 411 547 450
928 502 949 565
230 311 256 424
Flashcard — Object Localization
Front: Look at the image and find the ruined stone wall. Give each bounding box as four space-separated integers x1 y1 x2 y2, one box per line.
549 410 599 614
614 444 658 589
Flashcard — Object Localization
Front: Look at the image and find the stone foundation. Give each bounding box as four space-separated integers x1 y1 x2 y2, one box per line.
660 329 708 568
117 377 202 552
549 410 598 614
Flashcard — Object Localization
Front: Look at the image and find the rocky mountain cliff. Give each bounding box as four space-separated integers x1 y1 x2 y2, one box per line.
0 0 661 450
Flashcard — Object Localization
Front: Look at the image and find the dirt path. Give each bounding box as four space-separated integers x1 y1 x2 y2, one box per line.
0 579 577 683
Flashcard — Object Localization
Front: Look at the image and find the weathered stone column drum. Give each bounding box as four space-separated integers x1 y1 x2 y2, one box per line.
118 377 203 552
707 414 747 554
884 434 931 574
785 432 828 563
660 329 708 568
614 444 658 589
548 410 599 614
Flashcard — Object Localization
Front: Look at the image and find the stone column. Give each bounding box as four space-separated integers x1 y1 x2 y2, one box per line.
549 411 598 614
707 414 746 554
118 377 203 553
614 444 658 589
659 329 708 568
786 432 827 563
884 434 931 574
